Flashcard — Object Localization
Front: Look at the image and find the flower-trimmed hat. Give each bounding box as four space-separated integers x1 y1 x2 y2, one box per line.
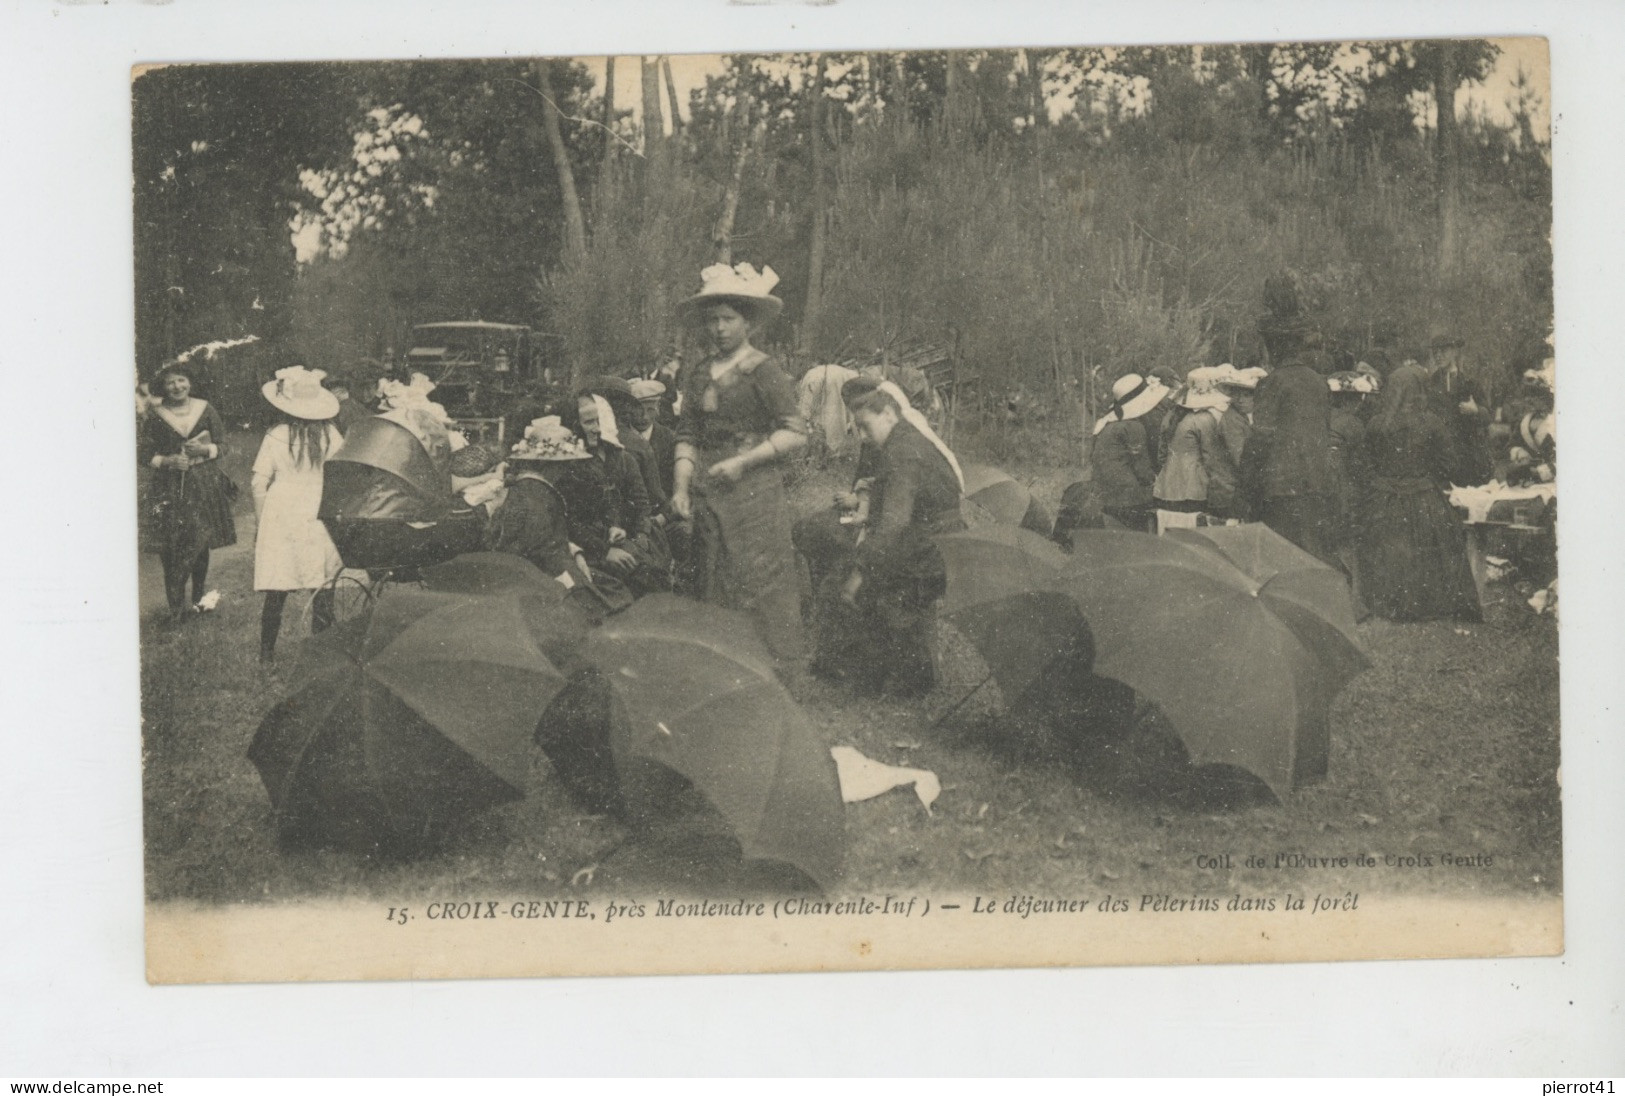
262 365 340 420
1216 363 1268 390
1327 370 1380 395
676 262 785 324
1092 372 1169 436
509 416 591 463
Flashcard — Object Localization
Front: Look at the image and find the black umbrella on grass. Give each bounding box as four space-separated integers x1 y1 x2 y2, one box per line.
1058 527 1369 797
576 594 847 892
249 570 584 855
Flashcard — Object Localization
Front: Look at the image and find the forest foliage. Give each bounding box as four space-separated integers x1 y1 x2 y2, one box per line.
132 43 1551 440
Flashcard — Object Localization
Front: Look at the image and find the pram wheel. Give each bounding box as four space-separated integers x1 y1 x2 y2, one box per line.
324 570 386 624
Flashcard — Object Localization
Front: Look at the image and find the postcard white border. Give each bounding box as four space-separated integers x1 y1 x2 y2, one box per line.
2 0 1622 1076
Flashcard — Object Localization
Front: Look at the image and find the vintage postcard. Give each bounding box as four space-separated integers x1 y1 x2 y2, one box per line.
136 37 1560 984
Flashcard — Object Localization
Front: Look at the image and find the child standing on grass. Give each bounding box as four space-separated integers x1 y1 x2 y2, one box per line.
252 365 345 663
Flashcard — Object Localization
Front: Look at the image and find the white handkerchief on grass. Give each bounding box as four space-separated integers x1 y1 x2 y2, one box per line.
830 745 941 813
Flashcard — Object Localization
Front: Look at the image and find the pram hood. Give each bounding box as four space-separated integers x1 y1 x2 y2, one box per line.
320 415 453 523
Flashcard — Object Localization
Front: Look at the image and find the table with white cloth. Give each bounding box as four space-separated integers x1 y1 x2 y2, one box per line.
1448 480 1557 601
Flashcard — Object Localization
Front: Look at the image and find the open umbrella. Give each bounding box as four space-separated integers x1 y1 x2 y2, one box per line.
1165 524 1366 681
248 569 585 854
422 550 571 598
962 463 1055 536
581 594 846 891
935 524 1085 705
1057 529 1369 797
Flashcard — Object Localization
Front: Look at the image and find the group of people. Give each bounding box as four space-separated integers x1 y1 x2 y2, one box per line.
139 359 367 659
1075 325 1547 623
138 260 967 699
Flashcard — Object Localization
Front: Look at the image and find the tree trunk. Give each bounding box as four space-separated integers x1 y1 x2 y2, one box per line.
640 56 665 156
892 53 910 126
601 56 616 164
535 60 588 261
1244 43 1274 134
800 54 830 353
713 101 765 265
1431 41 1462 275
1025 47 1047 240
661 56 683 138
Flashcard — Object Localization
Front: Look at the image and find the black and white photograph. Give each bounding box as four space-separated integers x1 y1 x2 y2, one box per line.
131 38 1563 983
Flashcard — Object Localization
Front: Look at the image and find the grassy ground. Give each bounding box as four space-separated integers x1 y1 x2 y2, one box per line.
141 429 1561 906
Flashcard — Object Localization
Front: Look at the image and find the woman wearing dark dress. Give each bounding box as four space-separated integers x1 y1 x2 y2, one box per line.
670 263 808 662
138 362 237 621
815 376 965 695
573 387 672 596
486 416 616 618
1087 372 1167 532
1327 371 1378 616
1359 364 1482 622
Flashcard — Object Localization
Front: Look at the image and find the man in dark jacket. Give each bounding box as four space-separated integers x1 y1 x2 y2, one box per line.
630 379 679 499
1425 335 1493 487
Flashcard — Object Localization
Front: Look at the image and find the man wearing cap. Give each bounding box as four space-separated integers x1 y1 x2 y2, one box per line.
630 377 679 499
1425 334 1492 486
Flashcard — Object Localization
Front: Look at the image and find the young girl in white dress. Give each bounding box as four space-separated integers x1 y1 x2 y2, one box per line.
252 365 345 662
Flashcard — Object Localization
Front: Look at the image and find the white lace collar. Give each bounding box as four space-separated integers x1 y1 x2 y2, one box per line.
154 399 206 438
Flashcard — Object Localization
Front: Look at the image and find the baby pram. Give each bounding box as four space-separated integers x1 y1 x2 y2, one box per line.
319 416 487 605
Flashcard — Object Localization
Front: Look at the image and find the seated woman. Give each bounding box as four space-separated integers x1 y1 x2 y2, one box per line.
816 376 966 697
566 392 671 598
585 375 673 523
486 416 624 620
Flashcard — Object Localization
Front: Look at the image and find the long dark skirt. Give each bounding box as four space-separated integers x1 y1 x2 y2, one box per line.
1360 478 1482 622
1259 493 1335 567
812 570 942 697
620 523 674 598
139 462 237 560
683 462 804 662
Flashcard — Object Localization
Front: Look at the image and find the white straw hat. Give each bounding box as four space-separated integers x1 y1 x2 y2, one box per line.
676 262 785 322
261 365 339 420
1092 373 1170 435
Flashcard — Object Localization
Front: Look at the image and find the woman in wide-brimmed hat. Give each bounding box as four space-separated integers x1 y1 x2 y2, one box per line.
138 359 238 622
1088 372 1167 532
250 365 345 661
485 416 622 617
670 262 808 663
